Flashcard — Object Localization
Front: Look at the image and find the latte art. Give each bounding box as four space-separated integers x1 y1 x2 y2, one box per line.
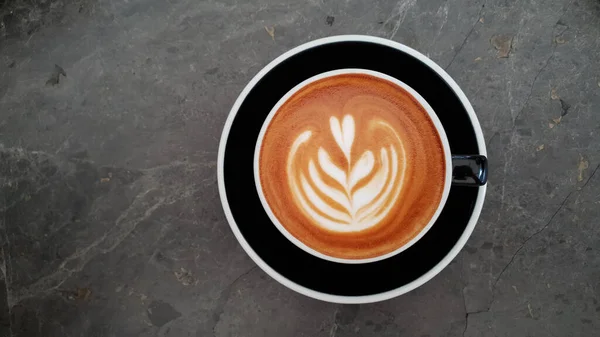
287 115 406 232
257 73 446 259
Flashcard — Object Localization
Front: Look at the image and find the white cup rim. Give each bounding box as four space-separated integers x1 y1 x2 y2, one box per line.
253 68 453 264
217 35 487 303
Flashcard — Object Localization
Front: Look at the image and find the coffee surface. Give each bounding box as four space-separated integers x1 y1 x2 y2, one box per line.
258 73 445 259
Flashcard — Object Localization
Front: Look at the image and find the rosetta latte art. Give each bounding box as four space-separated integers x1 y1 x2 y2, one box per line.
287 115 406 232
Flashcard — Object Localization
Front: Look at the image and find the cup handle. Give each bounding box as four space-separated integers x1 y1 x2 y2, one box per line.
451 155 488 186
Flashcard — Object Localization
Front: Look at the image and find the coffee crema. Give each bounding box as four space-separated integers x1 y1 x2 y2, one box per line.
258 73 445 259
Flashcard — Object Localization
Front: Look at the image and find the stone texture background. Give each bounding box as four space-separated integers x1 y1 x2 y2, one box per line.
1 0 599 336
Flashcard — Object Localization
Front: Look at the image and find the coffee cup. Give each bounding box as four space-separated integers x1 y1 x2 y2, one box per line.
254 69 487 264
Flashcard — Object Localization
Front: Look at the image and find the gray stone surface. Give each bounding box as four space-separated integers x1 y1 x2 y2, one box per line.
1 0 599 336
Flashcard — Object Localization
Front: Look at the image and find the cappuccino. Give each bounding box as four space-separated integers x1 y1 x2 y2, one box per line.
257 73 445 260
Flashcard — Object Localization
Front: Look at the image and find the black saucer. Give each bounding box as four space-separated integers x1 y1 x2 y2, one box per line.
220 38 485 300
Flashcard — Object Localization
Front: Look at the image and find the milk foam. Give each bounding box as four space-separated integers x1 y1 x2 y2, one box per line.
286 115 406 232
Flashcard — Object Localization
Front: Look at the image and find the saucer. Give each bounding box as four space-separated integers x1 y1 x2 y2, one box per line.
218 35 487 303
